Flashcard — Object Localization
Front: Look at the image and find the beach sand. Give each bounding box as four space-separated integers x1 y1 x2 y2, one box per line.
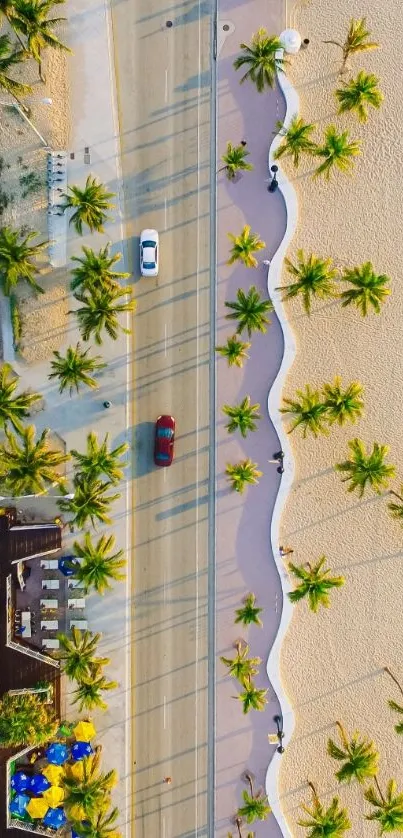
0 23 70 363
277 0 403 834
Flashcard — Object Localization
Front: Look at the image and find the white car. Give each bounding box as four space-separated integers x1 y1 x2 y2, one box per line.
140 229 159 277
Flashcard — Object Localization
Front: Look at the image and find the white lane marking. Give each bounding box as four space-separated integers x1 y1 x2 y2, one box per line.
165 68 168 102
162 816 166 838
163 467 167 483
163 695 167 729
164 196 168 230
164 322 168 356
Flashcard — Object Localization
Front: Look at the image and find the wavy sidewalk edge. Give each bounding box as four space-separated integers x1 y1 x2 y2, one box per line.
265 53 299 838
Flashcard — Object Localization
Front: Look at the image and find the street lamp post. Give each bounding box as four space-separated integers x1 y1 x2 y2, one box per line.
0 99 52 149
0 493 74 501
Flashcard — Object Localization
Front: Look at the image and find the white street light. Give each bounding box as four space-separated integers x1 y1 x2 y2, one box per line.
0 100 51 148
0 493 74 501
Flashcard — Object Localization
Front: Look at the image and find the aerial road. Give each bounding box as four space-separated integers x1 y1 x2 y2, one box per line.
110 0 215 835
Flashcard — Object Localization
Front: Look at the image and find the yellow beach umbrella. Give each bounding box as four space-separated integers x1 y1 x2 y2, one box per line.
26 798 49 819
66 760 84 781
42 764 64 786
73 720 96 742
43 785 65 807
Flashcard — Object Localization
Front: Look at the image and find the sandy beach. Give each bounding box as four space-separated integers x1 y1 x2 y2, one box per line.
277 0 403 834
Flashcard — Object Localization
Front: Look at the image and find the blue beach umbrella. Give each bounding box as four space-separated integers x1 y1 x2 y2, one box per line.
43 807 67 829
45 742 69 765
30 773 50 794
10 772 30 792
71 740 93 761
58 556 80 576
9 793 29 815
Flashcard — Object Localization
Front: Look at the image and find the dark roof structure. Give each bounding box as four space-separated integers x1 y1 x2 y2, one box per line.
0 507 62 565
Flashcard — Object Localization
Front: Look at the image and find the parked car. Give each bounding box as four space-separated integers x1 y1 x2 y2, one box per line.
154 415 175 467
140 229 159 277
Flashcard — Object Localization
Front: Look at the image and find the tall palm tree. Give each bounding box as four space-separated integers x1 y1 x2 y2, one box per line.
324 18 379 74
335 439 396 497
388 488 403 526
234 592 263 627
62 175 115 235
220 642 261 682
278 249 339 314
335 71 383 122
225 286 273 336
72 285 135 345
12 0 72 83
340 262 390 316
71 432 128 483
0 225 49 295
298 781 351 837
70 532 126 595
0 691 58 747
58 475 121 529
57 627 109 682
274 115 317 167
71 667 118 712
62 752 118 822
365 778 403 833
237 787 271 824
384 667 403 734
0 362 41 433
233 29 285 91
226 459 262 493
71 807 121 838
0 425 70 495
220 142 254 180
227 226 265 268
280 385 328 438
235 678 268 714
49 343 106 396
222 396 261 438
71 243 130 292
288 557 345 613
0 33 32 109
216 335 251 368
314 126 361 179
322 377 364 426
327 721 379 784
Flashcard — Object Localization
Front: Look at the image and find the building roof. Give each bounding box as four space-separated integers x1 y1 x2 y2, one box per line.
0 508 62 565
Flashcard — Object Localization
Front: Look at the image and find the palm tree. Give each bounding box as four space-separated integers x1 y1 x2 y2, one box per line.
70 807 121 838
71 432 128 483
12 0 72 83
0 33 32 109
365 778 403 833
71 243 130 292
226 459 262 493
278 249 339 314
384 667 403 734
49 343 106 396
280 385 328 438
225 286 274 336
233 29 285 91
0 691 58 747
340 262 390 316
288 557 345 613
72 285 135 345
58 475 120 529
235 678 268 714
222 396 261 438
62 175 115 235
234 592 263 627
216 335 251 368
327 721 379 784
237 787 271 824
314 126 360 179
388 488 403 526
324 18 379 74
220 642 261 682
227 819 253 838
62 752 118 822
227 226 265 268
322 377 364 426
0 362 41 433
71 667 118 712
0 425 70 495
69 532 126 595
335 439 396 497
274 115 317 167
57 626 109 682
335 71 383 122
298 781 351 837
220 142 254 180
0 225 49 295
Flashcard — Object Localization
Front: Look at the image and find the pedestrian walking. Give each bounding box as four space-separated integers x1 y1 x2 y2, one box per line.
163 776 172 784
279 545 294 557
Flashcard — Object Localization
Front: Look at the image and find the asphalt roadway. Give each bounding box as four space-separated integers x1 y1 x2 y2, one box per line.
110 0 215 835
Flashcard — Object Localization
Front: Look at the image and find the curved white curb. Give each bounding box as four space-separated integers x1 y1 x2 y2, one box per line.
265 53 299 837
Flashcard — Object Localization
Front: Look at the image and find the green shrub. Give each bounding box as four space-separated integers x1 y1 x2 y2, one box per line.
19 171 42 199
10 294 22 351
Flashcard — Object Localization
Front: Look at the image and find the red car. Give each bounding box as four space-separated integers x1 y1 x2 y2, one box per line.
154 415 175 467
